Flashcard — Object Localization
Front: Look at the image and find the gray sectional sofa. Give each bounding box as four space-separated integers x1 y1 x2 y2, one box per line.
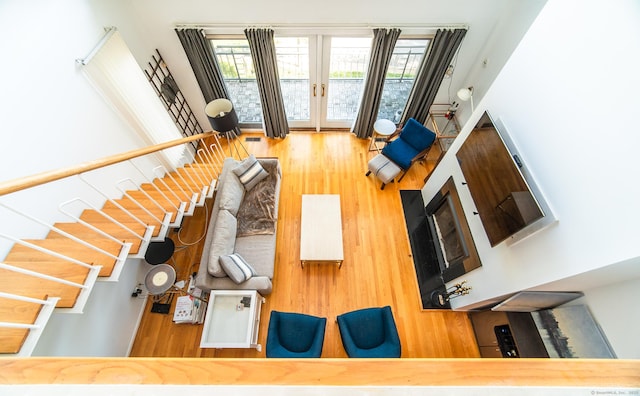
195 156 282 295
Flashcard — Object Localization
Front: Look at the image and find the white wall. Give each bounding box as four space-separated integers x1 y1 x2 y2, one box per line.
424 0 640 356
0 0 159 356
32 258 149 357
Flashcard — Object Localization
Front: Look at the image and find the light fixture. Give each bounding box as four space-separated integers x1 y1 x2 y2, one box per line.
457 86 474 113
144 264 176 295
143 264 208 303
205 98 239 137
204 98 248 158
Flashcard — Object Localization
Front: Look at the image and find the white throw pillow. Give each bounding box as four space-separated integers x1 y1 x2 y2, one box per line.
219 253 257 284
233 155 268 191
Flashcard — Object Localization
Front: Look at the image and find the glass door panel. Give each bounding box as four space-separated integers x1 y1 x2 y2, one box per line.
275 37 314 128
321 37 371 129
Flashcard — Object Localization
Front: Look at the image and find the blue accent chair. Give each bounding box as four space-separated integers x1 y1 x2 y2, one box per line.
380 117 436 179
336 306 401 358
266 311 327 358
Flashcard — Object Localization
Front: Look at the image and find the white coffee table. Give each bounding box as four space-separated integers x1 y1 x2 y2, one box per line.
200 290 264 351
300 194 344 268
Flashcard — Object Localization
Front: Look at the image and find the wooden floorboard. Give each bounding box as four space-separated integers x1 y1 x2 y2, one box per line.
130 131 480 358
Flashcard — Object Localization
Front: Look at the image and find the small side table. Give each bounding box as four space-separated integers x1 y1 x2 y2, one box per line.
144 237 175 265
369 119 397 152
200 290 265 351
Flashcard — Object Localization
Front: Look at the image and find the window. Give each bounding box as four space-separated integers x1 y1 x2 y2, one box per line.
377 38 430 122
211 38 262 125
210 35 430 129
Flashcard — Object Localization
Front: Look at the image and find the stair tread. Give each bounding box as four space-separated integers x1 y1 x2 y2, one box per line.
7 239 120 278
119 192 181 212
99 205 175 227
168 171 208 189
1 259 91 282
0 293 49 354
79 210 160 238
0 268 84 308
47 223 141 255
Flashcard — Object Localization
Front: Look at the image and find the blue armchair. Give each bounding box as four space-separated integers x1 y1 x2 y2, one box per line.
382 118 436 176
336 306 401 358
266 311 327 358
366 118 436 189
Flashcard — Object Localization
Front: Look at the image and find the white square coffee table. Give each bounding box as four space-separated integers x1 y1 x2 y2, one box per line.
200 290 264 351
300 194 344 268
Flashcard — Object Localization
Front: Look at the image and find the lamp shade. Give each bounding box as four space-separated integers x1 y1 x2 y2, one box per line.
205 98 239 133
457 87 473 101
144 264 176 295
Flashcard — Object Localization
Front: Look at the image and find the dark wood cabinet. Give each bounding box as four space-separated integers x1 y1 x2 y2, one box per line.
469 311 549 358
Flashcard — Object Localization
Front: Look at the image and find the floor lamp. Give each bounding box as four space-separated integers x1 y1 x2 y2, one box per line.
205 98 248 159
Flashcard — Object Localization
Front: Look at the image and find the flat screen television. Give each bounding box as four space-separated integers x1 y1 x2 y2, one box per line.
456 111 555 246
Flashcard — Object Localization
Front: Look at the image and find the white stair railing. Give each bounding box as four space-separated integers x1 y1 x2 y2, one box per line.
128 160 184 227
58 197 153 260
0 292 60 357
152 166 198 216
0 261 100 315
116 178 171 241
0 133 218 355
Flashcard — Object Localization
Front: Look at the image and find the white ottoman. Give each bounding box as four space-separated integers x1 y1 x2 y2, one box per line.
366 154 402 190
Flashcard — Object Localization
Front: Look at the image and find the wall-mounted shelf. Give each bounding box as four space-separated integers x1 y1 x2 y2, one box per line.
145 49 203 151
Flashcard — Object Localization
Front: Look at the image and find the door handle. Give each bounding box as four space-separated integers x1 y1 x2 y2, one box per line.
313 84 317 97
321 83 325 97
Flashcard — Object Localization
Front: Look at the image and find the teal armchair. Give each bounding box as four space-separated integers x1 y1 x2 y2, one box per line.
336 306 401 358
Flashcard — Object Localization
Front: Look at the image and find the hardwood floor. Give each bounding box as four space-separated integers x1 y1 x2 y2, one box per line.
130 131 480 359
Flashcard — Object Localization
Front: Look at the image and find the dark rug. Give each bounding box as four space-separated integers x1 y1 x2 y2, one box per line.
399 190 450 309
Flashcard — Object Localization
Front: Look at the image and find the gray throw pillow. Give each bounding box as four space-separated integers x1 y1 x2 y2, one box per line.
233 154 268 191
207 209 237 277
219 253 257 284
217 173 245 216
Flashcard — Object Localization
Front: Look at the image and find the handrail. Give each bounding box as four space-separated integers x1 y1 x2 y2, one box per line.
0 132 213 197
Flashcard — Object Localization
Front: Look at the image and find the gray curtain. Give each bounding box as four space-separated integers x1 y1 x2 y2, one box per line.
400 29 466 125
352 28 401 139
244 28 289 138
175 29 230 103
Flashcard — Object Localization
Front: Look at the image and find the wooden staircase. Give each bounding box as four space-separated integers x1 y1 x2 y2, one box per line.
0 133 223 356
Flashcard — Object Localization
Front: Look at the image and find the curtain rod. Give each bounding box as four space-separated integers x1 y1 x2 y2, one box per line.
76 26 117 65
174 22 468 31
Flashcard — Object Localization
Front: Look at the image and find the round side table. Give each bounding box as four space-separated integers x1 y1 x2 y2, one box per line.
144 237 175 265
369 119 397 152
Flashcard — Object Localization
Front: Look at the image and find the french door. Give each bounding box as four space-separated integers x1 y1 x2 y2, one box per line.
279 35 371 130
